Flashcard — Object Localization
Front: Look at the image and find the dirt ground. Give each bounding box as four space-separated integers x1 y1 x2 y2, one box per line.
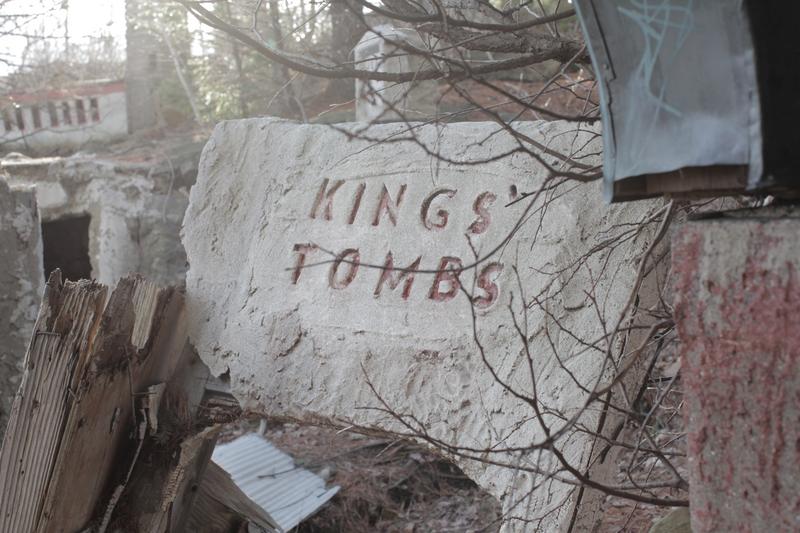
258 413 684 532
263 422 502 533
219 322 686 533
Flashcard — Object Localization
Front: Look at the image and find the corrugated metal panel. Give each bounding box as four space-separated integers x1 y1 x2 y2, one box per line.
212 433 340 532
188 461 281 533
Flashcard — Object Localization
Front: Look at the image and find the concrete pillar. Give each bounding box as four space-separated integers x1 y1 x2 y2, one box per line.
354 25 439 123
0 179 44 438
673 207 800 532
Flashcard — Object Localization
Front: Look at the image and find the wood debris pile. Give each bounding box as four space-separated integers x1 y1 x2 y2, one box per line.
0 272 254 532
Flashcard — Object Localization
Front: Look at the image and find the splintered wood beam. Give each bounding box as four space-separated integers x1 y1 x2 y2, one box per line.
0 271 217 533
36 276 179 532
0 271 107 533
187 461 278 533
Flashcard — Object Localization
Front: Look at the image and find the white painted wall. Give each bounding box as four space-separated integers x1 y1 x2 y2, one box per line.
0 84 128 153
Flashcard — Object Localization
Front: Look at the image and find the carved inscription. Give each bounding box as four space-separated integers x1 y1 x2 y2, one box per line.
293 179 504 308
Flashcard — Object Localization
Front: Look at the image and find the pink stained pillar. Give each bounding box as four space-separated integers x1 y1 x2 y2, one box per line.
673 207 800 533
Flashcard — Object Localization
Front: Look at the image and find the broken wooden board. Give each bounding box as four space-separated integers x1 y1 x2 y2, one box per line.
37 277 179 531
0 271 107 533
0 271 223 532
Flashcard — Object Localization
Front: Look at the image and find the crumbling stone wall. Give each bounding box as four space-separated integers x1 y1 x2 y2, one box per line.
4 155 191 287
0 179 43 437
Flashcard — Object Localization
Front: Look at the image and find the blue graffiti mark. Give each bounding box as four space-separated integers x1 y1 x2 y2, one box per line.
618 0 694 118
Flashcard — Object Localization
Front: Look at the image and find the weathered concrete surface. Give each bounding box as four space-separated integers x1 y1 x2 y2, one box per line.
673 207 800 533
183 118 663 531
0 178 43 438
3 155 191 287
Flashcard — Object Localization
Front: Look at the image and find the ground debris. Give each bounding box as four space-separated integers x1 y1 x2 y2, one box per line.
594 343 689 532
257 421 502 533
0 272 227 533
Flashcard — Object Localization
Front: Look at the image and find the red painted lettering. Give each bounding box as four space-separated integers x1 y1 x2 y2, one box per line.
468 191 496 235
372 184 407 226
329 248 360 289
310 178 345 220
421 188 456 230
473 262 503 309
374 252 421 299
428 256 463 302
291 243 317 284
348 182 366 224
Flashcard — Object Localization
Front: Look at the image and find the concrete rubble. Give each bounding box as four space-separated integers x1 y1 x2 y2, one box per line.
0 113 681 530
0 133 203 438
183 117 665 531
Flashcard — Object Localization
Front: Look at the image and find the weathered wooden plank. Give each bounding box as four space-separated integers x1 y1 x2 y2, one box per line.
104 344 219 533
0 272 229 533
36 277 177 532
612 164 748 201
0 272 107 533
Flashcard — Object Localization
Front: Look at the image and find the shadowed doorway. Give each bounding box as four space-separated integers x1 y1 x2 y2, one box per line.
41 215 92 281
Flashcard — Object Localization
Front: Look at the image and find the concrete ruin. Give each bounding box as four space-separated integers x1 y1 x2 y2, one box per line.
2 147 199 288
183 118 664 531
0 178 43 438
0 147 197 436
354 25 439 122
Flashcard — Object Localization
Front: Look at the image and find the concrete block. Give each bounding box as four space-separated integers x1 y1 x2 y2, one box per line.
183 117 663 531
673 207 800 533
0 179 44 438
354 25 439 122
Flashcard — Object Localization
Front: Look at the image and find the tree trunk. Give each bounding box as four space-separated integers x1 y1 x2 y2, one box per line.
327 0 364 101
